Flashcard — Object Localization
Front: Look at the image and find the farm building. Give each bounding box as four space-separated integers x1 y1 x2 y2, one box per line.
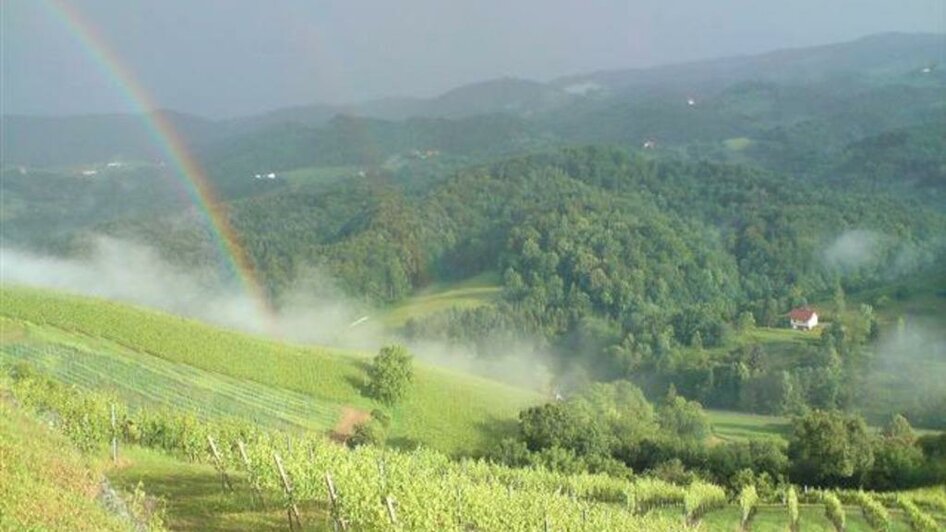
788 308 818 330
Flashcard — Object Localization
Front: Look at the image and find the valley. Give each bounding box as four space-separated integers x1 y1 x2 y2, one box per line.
2 25 945 531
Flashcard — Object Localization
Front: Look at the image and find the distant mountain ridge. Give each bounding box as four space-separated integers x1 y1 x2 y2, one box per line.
2 32 943 166
552 32 945 94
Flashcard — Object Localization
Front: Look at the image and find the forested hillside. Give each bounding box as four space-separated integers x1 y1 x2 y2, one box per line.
4 31 945 438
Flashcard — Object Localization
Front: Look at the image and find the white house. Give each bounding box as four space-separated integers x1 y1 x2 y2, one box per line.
789 308 819 330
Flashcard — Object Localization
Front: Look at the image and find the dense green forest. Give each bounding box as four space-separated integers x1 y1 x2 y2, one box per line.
72 141 946 431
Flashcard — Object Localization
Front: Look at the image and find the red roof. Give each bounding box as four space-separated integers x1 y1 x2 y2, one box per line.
789 308 817 321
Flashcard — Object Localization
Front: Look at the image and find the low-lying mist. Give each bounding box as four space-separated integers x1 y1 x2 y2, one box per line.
1 236 379 344
821 229 943 279
0 236 553 392
862 316 946 428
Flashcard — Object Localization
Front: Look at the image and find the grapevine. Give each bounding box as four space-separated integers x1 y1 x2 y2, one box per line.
786 485 799 531
738 484 758 530
851 490 889 531
897 496 940 532
823 492 845 532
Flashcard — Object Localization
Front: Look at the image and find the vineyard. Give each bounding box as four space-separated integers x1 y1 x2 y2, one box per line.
5 369 946 531
0 286 539 454
0 341 339 431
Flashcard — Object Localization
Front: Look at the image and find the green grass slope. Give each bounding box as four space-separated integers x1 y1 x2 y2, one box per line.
0 397 126 531
107 446 329 531
381 271 501 329
1 318 339 432
706 409 791 443
0 285 539 455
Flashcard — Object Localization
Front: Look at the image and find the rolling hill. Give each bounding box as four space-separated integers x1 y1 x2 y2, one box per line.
0 285 540 455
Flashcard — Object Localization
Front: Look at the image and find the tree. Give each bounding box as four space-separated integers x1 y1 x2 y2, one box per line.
883 414 916 446
736 311 756 331
518 401 611 457
366 345 414 405
859 304 874 330
833 281 847 317
690 331 704 351
490 438 532 467
788 410 874 486
868 416 922 489
569 381 658 444
658 390 711 441
815 346 842 371
867 317 881 342
519 402 582 452
741 370 796 415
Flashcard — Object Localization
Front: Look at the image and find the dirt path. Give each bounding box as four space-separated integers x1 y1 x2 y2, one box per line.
330 406 371 443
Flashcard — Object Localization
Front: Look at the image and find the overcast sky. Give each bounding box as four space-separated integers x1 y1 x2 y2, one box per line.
2 0 943 118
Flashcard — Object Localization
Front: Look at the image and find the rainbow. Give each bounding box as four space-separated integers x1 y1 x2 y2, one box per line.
39 0 277 329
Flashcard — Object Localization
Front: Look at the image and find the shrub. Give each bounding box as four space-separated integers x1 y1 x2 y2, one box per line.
347 420 386 448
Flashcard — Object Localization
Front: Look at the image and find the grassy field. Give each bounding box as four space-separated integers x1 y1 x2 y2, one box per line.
0 285 540 456
706 409 791 443
700 503 918 531
106 446 331 531
2 390 324 531
0 396 127 531
381 271 502 328
848 268 946 325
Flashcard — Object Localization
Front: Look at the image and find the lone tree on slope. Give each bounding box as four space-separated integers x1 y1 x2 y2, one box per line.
367 344 414 405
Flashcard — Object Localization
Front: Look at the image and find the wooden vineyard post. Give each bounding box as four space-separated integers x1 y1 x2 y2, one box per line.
237 440 263 505
325 472 346 531
385 496 397 526
110 404 118 464
207 435 233 492
274 452 303 531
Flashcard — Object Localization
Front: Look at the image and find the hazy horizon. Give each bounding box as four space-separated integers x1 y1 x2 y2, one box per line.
2 0 943 118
